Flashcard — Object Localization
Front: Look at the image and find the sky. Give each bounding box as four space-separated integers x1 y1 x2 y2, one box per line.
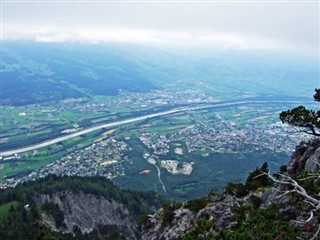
1 0 319 55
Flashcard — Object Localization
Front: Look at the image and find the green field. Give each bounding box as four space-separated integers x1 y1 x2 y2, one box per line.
1 100 307 200
0 201 19 219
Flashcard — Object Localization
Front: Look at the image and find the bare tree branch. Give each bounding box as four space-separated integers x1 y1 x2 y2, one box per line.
298 175 319 181
270 172 320 208
274 189 296 199
303 200 316 208
258 171 320 226
306 211 314 223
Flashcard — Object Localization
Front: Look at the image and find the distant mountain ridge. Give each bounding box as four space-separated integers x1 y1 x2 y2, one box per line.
1 41 317 106
1 42 158 106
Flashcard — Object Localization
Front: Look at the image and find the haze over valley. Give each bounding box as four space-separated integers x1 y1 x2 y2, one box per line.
1 1 319 201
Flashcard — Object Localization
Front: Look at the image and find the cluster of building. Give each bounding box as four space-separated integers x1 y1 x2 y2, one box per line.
139 133 170 155
0 138 131 189
39 138 130 177
137 120 304 157
171 121 302 155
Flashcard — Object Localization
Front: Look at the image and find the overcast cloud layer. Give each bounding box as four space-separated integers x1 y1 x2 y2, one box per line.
1 1 319 54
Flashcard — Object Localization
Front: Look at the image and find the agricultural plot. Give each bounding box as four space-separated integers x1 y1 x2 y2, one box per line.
0 101 311 200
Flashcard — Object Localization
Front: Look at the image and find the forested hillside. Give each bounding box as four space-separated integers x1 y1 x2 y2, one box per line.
0 175 163 240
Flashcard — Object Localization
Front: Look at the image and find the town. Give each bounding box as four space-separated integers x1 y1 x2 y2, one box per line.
0 109 307 190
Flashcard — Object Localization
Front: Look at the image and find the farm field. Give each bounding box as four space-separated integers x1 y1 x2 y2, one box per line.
1 98 313 200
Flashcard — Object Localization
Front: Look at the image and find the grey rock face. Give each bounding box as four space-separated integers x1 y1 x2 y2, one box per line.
142 208 195 240
287 139 320 176
35 191 139 239
142 194 237 240
305 146 320 173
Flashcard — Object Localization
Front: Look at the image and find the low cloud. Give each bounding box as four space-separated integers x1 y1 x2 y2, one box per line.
2 1 318 55
3 24 297 52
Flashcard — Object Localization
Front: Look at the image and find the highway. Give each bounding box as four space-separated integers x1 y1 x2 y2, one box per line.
0 100 311 158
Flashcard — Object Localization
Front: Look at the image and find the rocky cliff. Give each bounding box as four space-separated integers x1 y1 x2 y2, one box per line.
34 191 140 239
142 193 238 240
287 139 320 175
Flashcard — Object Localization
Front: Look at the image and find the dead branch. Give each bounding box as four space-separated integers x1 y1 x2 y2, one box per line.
264 171 320 209
299 174 319 181
259 171 320 226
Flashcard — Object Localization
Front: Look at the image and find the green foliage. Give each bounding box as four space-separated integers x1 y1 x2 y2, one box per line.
184 197 209 212
161 202 181 226
221 204 299 240
296 171 320 197
41 201 65 228
230 204 251 223
0 201 19 219
279 165 287 173
226 163 271 198
225 183 248 198
245 162 271 191
248 195 262 209
0 203 41 240
279 88 320 136
179 218 215 240
35 225 52 240
179 195 299 240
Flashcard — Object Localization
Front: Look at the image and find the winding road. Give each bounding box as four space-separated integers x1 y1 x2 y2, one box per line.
0 100 311 158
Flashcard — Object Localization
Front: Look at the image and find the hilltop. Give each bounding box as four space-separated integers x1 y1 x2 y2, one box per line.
0 175 163 240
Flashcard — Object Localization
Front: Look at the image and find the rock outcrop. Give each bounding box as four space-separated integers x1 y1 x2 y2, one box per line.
142 193 239 240
287 138 320 176
0 175 164 240
34 191 140 239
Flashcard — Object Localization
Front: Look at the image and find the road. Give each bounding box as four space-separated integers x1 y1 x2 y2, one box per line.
0 100 311 158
